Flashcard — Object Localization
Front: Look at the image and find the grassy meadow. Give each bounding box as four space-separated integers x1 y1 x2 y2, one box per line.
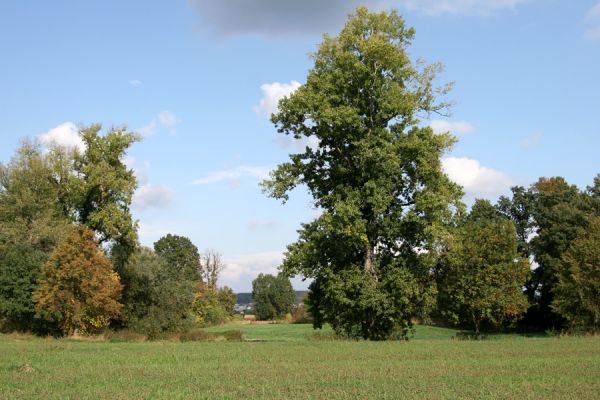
1 324 600 399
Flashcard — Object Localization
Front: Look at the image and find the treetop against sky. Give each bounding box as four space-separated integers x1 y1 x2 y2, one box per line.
0 1 598 291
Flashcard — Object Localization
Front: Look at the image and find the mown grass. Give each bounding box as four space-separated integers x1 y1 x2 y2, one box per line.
1 328 599 399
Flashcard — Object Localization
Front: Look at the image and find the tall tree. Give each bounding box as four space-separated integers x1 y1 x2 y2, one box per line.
437 200 529 337
552 216 600 331
530 177 590 328
263 7 462 339
154 234 201 282
497 186 536 259
34 227 123 336
73 125 139 256
0 142 72 332
252 273 295 321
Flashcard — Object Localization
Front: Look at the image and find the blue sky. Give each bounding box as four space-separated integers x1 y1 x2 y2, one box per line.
1 0 599 292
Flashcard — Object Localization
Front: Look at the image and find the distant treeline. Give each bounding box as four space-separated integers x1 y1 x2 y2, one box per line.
236 291 307 305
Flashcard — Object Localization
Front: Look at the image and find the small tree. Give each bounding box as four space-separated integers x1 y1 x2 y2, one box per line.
34 227 122 335
201 249 224 290
252 273 295 321
117 247 195 337
437 200 529 337
154 234 201 281
552 216 600 332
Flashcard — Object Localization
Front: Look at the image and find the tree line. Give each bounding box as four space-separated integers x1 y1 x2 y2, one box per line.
0 130 236 337
1 7 598 340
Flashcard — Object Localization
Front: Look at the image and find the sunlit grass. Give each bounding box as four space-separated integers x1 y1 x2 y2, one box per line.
1 331 599 399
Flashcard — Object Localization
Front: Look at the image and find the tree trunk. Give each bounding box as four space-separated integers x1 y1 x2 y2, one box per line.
364 244 377 281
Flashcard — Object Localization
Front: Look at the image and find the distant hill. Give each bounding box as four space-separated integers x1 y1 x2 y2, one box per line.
236 291 308 305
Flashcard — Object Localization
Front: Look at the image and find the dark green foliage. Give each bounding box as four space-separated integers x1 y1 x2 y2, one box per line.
530 177 591 328
552 216 600 331
497 186 536 259
0 244 47 331
437 200 529 337
263 7 462 340
154 234 201 281
118 248 195 338
252 274 295 321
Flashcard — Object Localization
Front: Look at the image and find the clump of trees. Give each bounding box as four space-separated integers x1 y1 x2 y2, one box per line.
252 273 295 321
0 126 234 337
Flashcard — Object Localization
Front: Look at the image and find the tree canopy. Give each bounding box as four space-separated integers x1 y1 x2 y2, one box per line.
252 273 295 321
263 7 462 339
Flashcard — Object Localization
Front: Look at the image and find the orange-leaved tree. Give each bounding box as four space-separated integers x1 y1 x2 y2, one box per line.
34 226 123 335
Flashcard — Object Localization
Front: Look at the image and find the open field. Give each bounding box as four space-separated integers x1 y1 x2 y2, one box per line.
1 325 599 399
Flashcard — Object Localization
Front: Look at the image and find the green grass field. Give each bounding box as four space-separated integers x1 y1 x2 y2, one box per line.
1 325 599 399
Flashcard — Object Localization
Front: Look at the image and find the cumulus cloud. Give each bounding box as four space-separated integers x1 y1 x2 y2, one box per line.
133 184 175 211
130 79 142 87
126 156 175 211
191 0 530 37
221 250 311 292
584 2 600 40
193 165 270 187
136 111 181 137
38 122 85 152
254 81 301 117
429 120 475 135
442 157 513 199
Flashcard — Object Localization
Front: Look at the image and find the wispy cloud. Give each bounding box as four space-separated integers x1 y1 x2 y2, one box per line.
193 165 270 187
442 156 514 200
130 79 142 88
254 81 301 117
38 122 85 152
136 111 181 137
519 132 543 148
584 2 600 40
429 120 475 135
398 0 530 16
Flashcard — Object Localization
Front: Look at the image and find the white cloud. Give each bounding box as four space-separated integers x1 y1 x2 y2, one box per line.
584 3 600 40
127 156 175 211
519 132 543 148
247 220 280 231
137 120 157 137
442 157 513 199
398 0 530 16
136 111 181 137
429 120 475 135
586 2 600 20
157 111 181 127
254 80 301 116
193 165 270 187
130 79 142 87
38 122 85 152
133 184 175 210
221 250 311 292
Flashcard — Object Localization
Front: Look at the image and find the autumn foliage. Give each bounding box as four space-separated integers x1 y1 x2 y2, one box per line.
34 227 123 335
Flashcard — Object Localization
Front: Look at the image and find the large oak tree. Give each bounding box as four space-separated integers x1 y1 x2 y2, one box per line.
263 7 462 340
